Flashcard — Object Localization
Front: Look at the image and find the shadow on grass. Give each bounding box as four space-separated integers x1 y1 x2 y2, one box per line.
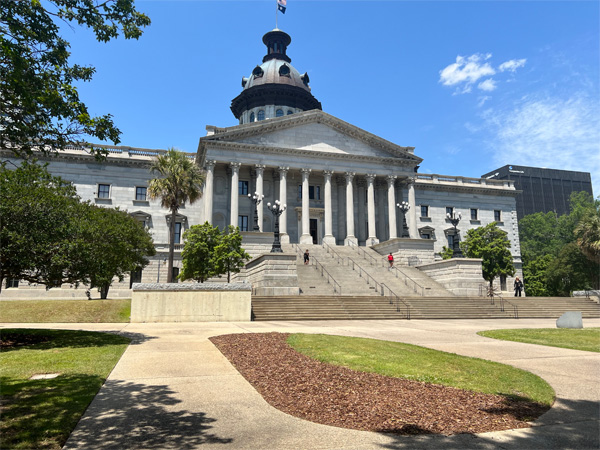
376 397 600 450
0 329 157 352
63 379 233 449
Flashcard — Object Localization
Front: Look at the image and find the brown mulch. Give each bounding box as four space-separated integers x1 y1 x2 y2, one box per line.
209 332 550 436
0 333 51 349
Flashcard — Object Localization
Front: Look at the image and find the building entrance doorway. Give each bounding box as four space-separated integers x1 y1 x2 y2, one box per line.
310 219 318 244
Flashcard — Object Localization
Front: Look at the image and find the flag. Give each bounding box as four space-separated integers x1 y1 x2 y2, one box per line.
277 0 286 14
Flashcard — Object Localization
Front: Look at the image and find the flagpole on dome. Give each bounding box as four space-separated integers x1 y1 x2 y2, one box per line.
275 0 278 29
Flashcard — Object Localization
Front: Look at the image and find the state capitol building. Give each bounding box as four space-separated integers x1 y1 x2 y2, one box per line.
2 29 522 296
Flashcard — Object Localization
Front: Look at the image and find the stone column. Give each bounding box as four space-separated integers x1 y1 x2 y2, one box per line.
365 174 379 245
387 175 397 239
299 168 313 245
323 170 335 244
279 166 289 244
357 177 366 242
408 177 417 238
336 175 346 243
255 164 265 232
203 160 215 225
230 162 241 227
344 172 357 245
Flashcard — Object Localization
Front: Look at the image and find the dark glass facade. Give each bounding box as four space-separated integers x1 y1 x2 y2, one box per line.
481 165 593 220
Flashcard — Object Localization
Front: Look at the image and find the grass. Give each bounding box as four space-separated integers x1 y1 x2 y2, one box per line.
477 328 600 353
0 328 130 450
0 299 131 323
287 333 555 406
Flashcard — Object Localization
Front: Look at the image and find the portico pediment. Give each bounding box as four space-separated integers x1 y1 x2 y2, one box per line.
197 110 422 166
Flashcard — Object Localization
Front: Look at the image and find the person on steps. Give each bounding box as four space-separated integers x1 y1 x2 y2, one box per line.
388 252 394 270
514 276 523 297
304 249 310 265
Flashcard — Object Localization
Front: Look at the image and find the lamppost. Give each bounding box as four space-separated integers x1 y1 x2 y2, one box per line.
267 200 287 253
396 201 410 238
446 210 463 258
248 191 264 231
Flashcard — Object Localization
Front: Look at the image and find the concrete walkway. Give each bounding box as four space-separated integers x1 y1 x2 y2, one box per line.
3 319 599 449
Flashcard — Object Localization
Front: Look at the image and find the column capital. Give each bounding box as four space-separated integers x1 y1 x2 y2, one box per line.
323 170 334 178
255 164 266 174
345 171 355 182
300 168 312 176
230 162 241 173
365 173 376 183
278 166 289 176
386 174 397 186
205 160 216 170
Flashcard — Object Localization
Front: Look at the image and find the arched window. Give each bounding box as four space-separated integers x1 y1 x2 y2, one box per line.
276 109 284 117
287 110 293 115
250 112 255 122
257 110 265 121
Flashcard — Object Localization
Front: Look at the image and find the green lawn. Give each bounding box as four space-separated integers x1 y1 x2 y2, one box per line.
478 328 600 353
287 333 555 406
0 299 131 323
0 328 130 450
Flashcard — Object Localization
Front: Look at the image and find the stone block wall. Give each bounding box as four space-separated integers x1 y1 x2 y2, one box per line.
245 253 299 296
373 238 435 266
418 258 485 296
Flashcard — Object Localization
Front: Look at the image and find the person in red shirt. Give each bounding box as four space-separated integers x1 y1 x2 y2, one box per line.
388 252 394 270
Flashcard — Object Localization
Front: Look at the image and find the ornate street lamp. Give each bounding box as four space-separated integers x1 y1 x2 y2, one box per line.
248 191 264 231
267 200 287 253
446 210 463 258
396 201 410 238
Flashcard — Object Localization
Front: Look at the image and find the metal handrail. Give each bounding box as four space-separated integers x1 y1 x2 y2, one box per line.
312 256 342 295
389 266 425 296
347 257 384 293
322 241 347 265
381 283 411 319
347 242 385 268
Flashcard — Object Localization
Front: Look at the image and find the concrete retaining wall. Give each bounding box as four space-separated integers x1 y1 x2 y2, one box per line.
245 253 299 296
373 238 435 266
418 258 485 296
131 283 251 322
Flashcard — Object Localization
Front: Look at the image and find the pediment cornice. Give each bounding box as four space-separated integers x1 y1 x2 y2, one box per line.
202 140 418 168
198 110 421 164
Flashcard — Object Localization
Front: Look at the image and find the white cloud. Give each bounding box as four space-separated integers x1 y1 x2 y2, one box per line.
499 58 527 72
439 54 496 93
477 79 497 92
484 94 600 189
477 96 491 107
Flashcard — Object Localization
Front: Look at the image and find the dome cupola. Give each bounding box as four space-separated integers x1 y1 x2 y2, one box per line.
231 29 322 124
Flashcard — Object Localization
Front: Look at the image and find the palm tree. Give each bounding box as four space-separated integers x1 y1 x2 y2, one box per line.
575 210 600 264
148 148 205 282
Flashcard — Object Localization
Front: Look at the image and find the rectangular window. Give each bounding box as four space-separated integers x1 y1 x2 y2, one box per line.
97 184 110 199
135 186 147 201
421 205 429 217
309 185 314 199
315 185 321 200
174 222 182 244
298 185 302 199
238 215 248 231
446 206 454 216
421 233 431 240
494 210 502 222
447 234 455 248
238 180 248 196
7 278 19 288
299 185 321 200
470 208 478 220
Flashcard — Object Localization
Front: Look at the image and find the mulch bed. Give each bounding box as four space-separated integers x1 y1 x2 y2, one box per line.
209 332 550 436
0 332 51 349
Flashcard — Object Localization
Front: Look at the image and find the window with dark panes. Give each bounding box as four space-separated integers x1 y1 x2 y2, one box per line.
494 210 502 222
239 180 248 195
470 208 478 220
421 205 429 217
174 222 182 244
446 206 454 216
98 184 110 198
136 186 147 201
238 215 248 231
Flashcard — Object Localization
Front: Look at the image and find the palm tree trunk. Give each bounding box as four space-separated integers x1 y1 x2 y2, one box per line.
167 208 177 283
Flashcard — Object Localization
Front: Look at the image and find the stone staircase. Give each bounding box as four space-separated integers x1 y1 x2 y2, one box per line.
251 294 600 321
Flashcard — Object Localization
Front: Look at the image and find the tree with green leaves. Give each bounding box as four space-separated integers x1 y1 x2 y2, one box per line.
0 161 155 295
0 1 150 158
76 206 155 299
212 226 251 283
546 242 599 295
461 222 515 293
148 149 205 282
179 222 222 283
0 161 83 291
575 207 600 265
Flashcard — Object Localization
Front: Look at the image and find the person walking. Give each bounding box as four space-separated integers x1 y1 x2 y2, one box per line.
303 249 310 265
387 252 394 270
514 276 523 297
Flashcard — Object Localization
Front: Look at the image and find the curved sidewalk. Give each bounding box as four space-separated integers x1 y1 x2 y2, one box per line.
5 318 599 449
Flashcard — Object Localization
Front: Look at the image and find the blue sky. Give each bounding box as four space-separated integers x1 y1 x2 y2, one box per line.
67 0 599 193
